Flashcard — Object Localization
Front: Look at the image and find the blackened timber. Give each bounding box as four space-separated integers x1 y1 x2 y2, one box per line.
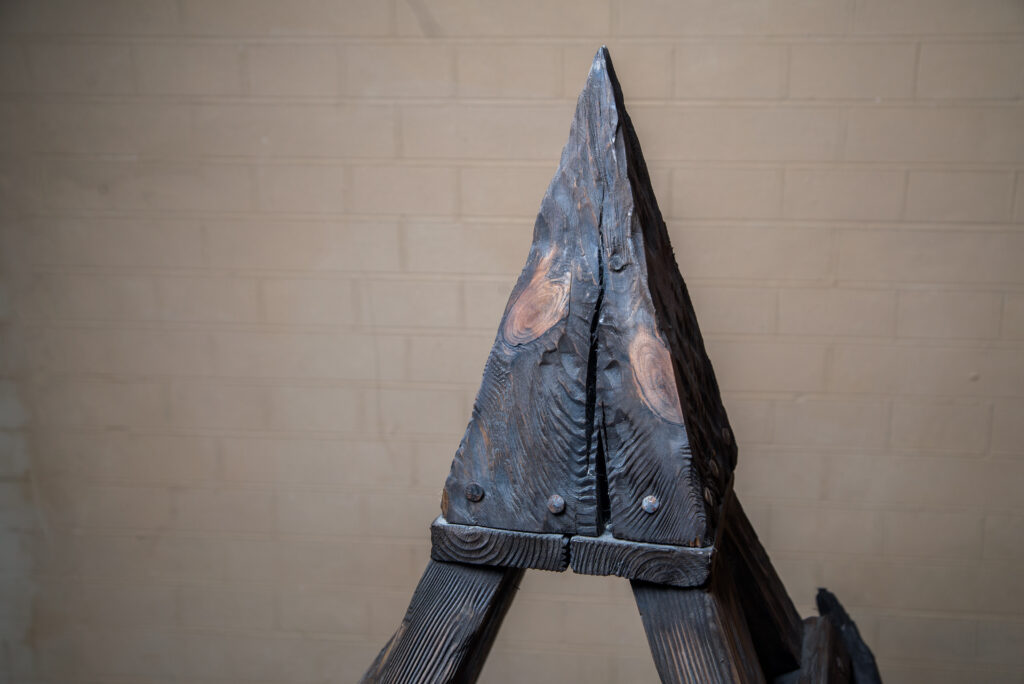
720 495 804 677
440 48 605 538
439 46 736 552
632 572 766 684
361 560 524 684
430 516 568 571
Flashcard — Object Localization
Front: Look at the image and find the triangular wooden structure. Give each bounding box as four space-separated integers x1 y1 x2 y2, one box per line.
362 48 870 684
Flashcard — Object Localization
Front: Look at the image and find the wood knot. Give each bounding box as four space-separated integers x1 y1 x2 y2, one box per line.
628 328 684 425
608 250 629 272
502 248 570 346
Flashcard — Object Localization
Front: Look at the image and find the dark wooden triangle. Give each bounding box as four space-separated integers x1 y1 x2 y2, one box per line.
441 46 735 551
363 47 873 684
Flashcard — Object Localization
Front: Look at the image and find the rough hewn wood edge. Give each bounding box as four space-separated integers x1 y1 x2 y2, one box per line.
570 530 714 587
430 516 569 571
773 617 852 684
718 492 804 677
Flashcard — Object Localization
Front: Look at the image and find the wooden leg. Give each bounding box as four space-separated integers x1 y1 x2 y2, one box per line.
720 497 803 677
631 574 766 684
361 560 525 684
774 617 852 684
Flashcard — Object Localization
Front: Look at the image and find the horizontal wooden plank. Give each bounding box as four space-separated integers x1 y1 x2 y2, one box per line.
430 516 569 571
570 529 713 587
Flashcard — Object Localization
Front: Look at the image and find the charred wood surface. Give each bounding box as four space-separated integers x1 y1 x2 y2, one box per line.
720 495 804 677
440 46 734 552
360 560 523 684
632 572 765 684
594 52 734 548
570 529 712 587
430 516 568 571
365 45 870 684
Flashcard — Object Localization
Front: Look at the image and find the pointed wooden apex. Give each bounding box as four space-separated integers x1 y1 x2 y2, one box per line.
439 47 736 567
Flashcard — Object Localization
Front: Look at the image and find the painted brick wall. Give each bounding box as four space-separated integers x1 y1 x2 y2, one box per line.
1 1 1023 682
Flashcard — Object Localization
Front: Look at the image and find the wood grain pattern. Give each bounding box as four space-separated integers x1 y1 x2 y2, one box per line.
628 327 685 424
440 51 605 539
570 529 712 587
502 247 571 346
720 494 804 678
632 572 766 684
370 47 865 684
361 560 524 684
439 46 736 551
595 49 735 548
430 516 568 571
774 617 852 684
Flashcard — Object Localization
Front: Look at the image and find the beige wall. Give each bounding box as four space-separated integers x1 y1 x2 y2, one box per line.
1 0 1023 682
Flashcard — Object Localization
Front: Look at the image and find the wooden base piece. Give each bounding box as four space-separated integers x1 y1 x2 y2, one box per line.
570 530 712 587
361 560 524 684
430 516 569 571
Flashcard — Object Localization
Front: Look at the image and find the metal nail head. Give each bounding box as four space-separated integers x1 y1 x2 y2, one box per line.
641 495 660 514
547 494 565 515
465 482 485 502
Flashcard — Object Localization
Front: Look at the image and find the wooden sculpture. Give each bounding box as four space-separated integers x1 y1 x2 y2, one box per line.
362 47 875 684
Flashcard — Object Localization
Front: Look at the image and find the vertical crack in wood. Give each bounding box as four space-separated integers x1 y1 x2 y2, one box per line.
585 190 610 534
439 44 736 550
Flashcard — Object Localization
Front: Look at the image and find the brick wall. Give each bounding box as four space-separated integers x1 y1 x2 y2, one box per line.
1 1 1023 682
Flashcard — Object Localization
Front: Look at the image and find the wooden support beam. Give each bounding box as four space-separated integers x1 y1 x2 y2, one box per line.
632 574 765 684
774 617 852 684
570 529 712 587
719 495 804 677
361 560 524 684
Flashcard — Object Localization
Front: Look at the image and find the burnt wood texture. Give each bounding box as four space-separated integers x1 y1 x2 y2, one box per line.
367 46 868 684
360 560 524 684
442 46 734 559
430 516 568 571
632 573 766 684
720 495 804 677
569 529 713 587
